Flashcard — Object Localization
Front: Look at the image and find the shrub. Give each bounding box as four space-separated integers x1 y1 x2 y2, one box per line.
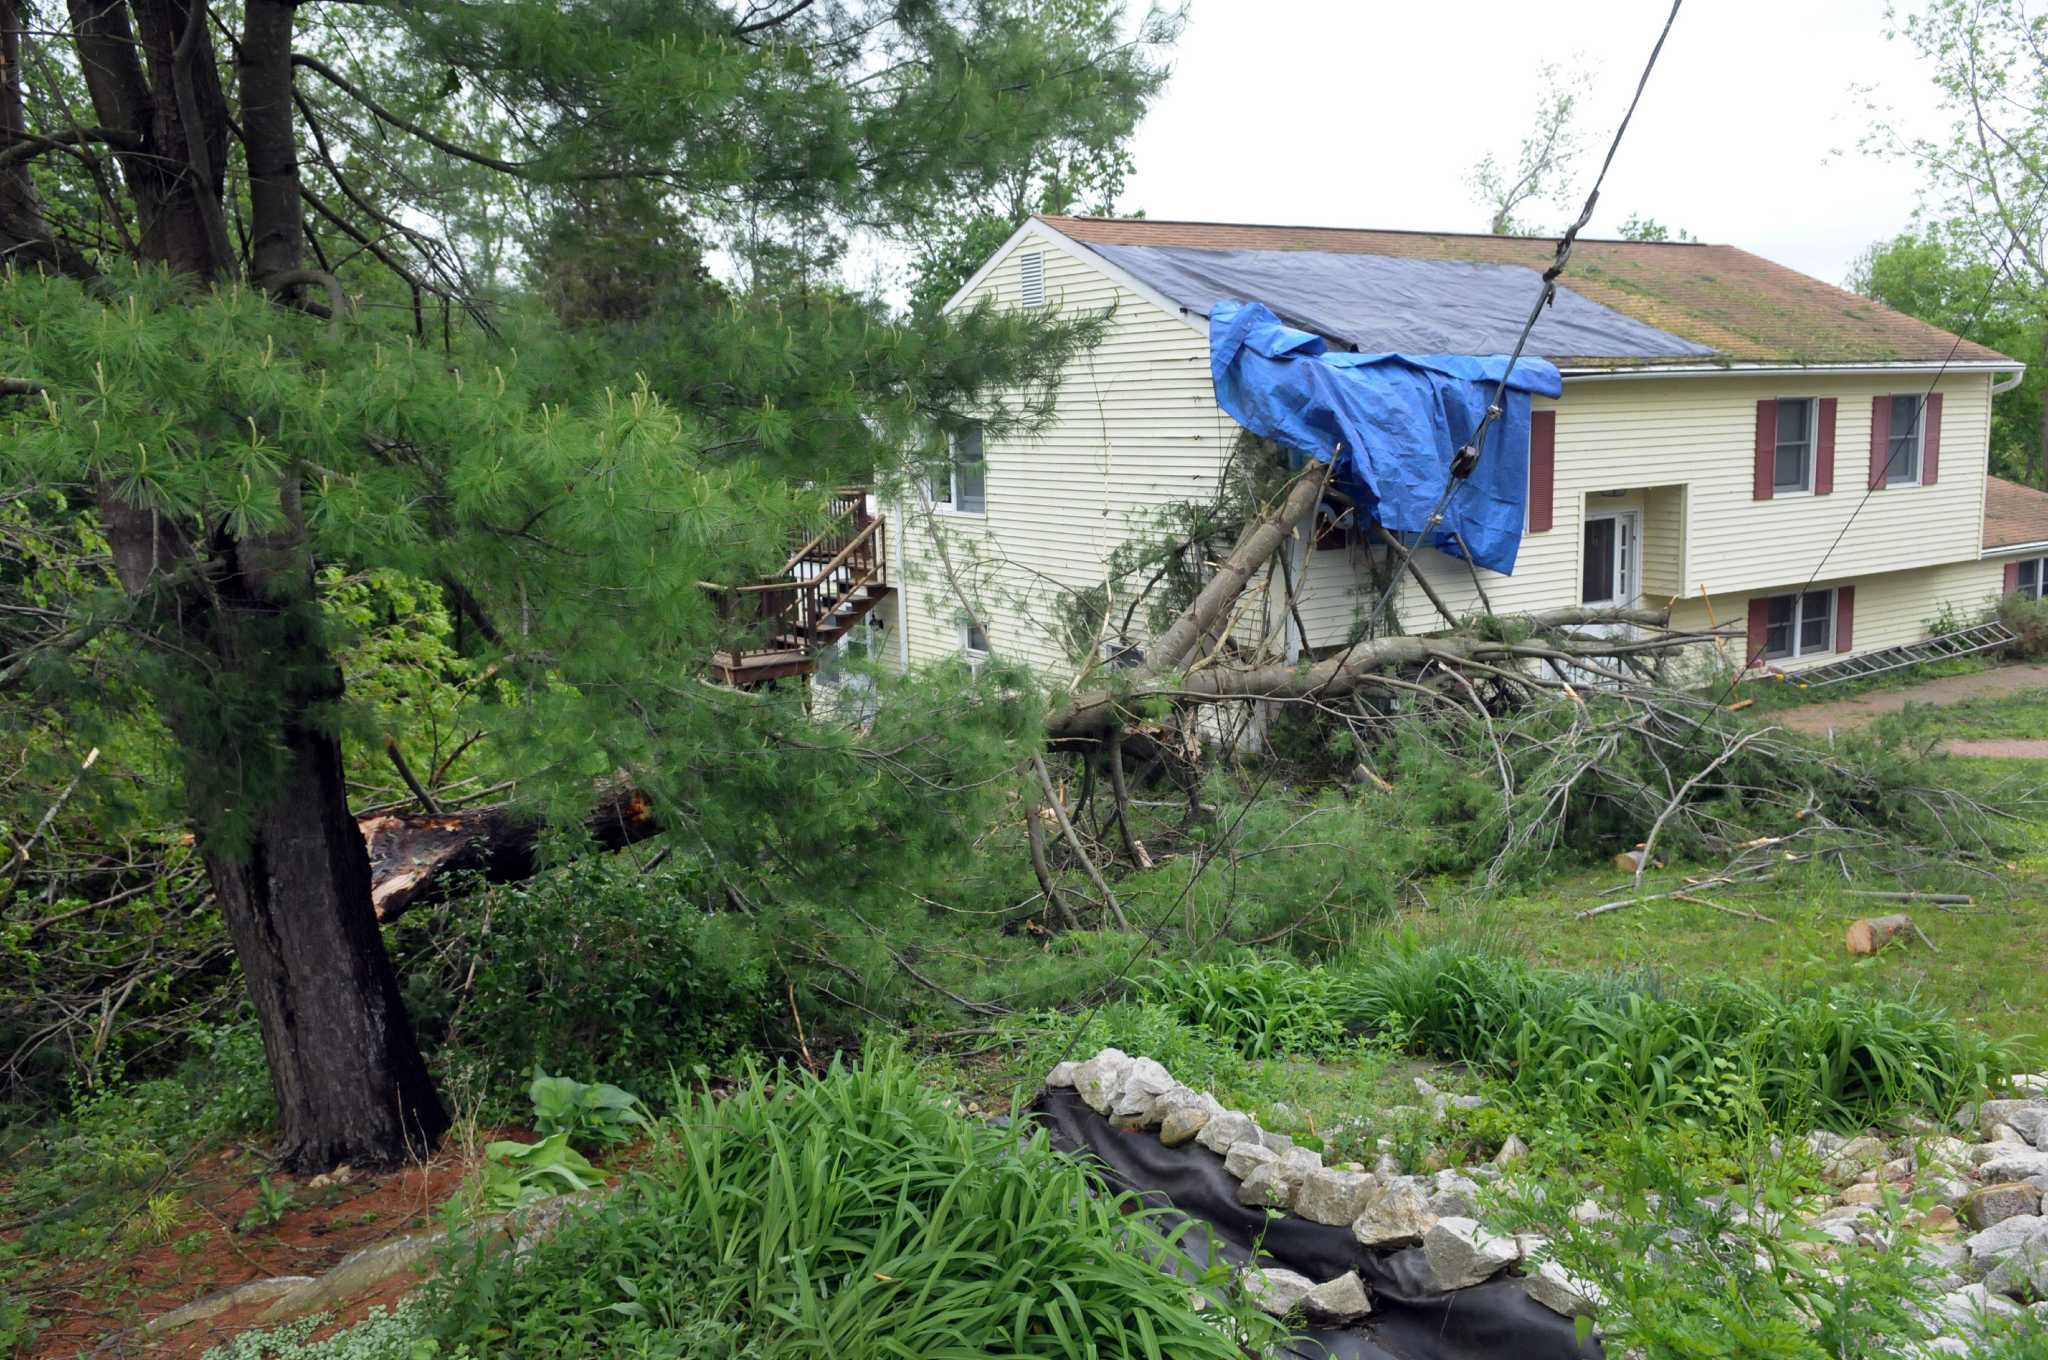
1133 955 1346 1058
394 860 769 1107
427 1052 1272 1358
1997 589 2048 659
1329 938 2010 1131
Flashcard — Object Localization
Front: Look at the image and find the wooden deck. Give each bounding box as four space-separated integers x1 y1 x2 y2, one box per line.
703 489 893 687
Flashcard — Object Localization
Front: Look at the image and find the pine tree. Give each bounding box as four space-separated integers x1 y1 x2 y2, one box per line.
0 0 1167 1169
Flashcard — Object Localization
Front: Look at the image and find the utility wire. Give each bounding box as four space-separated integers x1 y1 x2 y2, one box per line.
1043 1 1692 1080
1367 0 1684 632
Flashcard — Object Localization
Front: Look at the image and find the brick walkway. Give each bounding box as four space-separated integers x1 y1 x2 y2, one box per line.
1771 661 2048 740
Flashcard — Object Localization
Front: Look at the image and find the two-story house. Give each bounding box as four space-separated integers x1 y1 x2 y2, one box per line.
877 215 2042 682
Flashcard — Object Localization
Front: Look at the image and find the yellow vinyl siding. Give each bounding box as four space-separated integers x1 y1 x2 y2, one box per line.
888 233 2003 678
888 226 1232 675
1667 559 2010 677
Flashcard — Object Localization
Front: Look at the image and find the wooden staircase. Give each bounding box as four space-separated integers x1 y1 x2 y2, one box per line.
704 488 894 687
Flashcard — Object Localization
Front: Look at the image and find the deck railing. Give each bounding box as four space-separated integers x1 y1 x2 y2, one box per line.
703 489 886 662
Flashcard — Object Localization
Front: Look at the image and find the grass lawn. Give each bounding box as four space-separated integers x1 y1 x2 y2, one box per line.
1457 737 2048 1063
1917 685 2048 739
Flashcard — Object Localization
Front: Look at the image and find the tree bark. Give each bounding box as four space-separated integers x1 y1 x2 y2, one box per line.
1048 607 1678 740
363 785 662 924
1140 460 1330 675
0 0 57 268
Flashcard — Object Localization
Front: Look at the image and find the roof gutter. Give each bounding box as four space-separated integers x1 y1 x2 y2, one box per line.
1992 369 2027 394
1985 540 2048 558
1562 360 2024 383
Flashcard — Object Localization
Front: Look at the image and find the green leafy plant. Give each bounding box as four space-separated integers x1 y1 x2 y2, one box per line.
1329 937 2011 1131
237 1176 296 1234
476 1134 600 1213
1134 955 1348 1059
430 1051 1277 1357
527 1069 648 1151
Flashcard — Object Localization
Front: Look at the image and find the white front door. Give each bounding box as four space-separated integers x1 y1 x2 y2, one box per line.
1581 509 1640 609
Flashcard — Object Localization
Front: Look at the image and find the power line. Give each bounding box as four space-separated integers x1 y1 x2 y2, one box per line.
1367 0 1685 631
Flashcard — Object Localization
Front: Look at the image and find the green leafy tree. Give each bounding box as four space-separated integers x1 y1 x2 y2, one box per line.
1467 62 1592 236
1848 227 2046 484
903 0 1183 317
1868 1 2048 483
1615 213 1696 243
0 0 1156 1169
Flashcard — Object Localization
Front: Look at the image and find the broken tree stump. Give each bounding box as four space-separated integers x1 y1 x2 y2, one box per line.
1845 913 1915 956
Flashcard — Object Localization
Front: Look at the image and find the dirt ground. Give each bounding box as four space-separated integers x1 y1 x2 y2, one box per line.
1772 661 2048 740
26 1131 519 1359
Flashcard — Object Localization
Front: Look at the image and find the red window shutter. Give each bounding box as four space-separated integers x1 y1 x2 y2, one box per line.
2007 560 2023 593
1753 400 1777 501
1834 585 1855 653
1814 398 1837 495
1922 393 1942 485
1869 395 1892 489
1747 596 1770 664
1528 410 1556 533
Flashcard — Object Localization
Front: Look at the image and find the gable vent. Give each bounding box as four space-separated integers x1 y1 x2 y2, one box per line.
1017 250 1047 308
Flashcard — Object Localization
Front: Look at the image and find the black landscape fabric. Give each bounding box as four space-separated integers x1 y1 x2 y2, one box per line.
1087 242 1715 364
1032 1088 1602 1360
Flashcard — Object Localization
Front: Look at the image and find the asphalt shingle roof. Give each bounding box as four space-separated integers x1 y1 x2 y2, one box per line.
1985 476 2048 551
1038 215 2019 370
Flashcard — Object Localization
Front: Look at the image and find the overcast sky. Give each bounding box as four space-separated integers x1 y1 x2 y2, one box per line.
1111 0 1947 286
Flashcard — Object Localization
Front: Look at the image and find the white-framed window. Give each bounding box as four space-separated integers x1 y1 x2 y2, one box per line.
1774 398 1816 494
1763 588 1835 660
1018 250 1047 308
1885 394 1924 485
929 424 985 515
2016 557 2048 601
957 619 990 672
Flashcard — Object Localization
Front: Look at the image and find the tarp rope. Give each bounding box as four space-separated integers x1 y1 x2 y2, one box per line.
1366 0 1685 631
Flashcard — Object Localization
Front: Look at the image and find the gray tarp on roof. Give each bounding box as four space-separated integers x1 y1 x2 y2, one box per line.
1088 243 1716 361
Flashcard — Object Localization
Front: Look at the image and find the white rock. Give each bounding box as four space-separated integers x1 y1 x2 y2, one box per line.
1045 1061 1079 1089
1280 1145 1324 1177
1932 1282 2022 1337
1072 1048 1132 1114
1979 1099 2042 1141
2005 1103 2048 1150
1352 1177 1436 1247
1525 1259 1605 1317
1225 1141 1279 1180
1110 1057 1177 1125
1427 1171 1481 1219
1964 1213 2048 1267
1980 1149 2048 1183
1423 1216 1521 1290
1158 1099 1215 1148
1298 1169 1379 1227
1372 1152 1404 1178
1258 1127 1296 1153
1984 1230 2048 1300
1238 1160 1298 1210
2011 1073 2048 1096
1303 1271 1372 1323
1196 1110 1257 1155
1493 1134 1529 1167
1242 1267 1316 1317
1570 1199 1611 1226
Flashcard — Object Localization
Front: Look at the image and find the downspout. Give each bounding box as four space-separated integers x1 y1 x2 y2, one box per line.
894 496 910 674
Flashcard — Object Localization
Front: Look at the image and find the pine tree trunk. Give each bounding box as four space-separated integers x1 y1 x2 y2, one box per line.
99 489 447 1172
207 690 450 1171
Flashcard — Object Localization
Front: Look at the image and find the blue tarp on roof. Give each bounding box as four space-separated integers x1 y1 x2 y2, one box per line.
1209 300 1562 576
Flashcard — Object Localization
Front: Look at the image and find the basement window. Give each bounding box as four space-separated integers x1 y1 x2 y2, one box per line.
2017 557 2048 601
957 620 990 672
1763 588 1835 660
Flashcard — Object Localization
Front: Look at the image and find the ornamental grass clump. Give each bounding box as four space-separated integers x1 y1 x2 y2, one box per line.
1331 940 2010 1130
428 1051 1267 1358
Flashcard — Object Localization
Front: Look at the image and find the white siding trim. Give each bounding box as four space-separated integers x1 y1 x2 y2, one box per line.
1564 360 2022 382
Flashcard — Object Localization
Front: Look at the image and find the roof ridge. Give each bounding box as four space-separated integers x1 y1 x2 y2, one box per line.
1035 213 1716 249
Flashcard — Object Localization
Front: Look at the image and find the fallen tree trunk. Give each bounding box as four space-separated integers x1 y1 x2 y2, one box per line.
362 784 660 923
1048 607 1685 740
1844 913 1915 956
